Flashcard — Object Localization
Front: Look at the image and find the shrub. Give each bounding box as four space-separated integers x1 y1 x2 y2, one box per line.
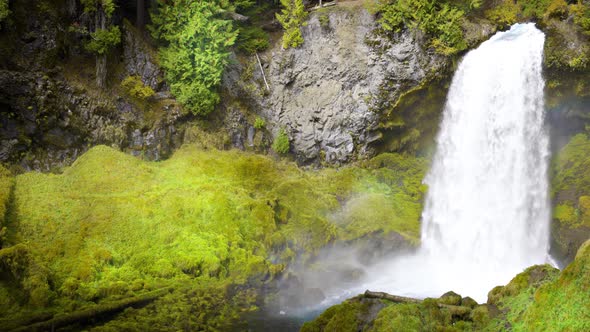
376 0 467 55
571 1 590 35
545 0 568 19
272 128 290 154
237 26 270 54
517 0 551 19
121 76 155 100
253 117 266 129
276 0 308 48
485 0 520 28
85 25 121 55
150 0 237 115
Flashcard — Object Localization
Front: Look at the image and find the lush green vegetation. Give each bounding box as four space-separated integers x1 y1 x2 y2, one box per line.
121 75 155 100
372 0 481 55
276 0 308 48
0 146 426 330
272 128 291 154
85 26 121 56
81 0 121 87
150 0 237 116
551 133 590 229
254 116 266 129
572 0 590 35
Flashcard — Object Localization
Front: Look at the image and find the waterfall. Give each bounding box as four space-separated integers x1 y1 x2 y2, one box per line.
359 23 550 302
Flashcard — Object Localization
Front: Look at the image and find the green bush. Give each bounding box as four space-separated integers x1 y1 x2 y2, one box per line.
485 0 520 28
85 26 121 55
545 0 568 19
272 128 290 154
276 0 308 48
237 26 270 54
253 117 266 129
572 1 590 35
150 0 237 116
518 0 551 19
121 76 155 100
376 0 467 55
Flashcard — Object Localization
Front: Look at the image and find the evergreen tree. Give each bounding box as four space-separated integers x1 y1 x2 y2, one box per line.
82 0 121 88
150 0 237 116
276 0 307 49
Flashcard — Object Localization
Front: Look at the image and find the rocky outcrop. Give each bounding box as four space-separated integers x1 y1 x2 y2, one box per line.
233 7 453 164
122 21 165 91
0 70 184 171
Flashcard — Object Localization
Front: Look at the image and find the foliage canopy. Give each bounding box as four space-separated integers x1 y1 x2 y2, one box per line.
150 0 238 116
276 0 307 49
375 0 471 55
85 26 121 55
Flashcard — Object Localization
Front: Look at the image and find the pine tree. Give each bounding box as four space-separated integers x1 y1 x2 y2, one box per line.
82 0 121 88
150 0 237 116
276 0 307 49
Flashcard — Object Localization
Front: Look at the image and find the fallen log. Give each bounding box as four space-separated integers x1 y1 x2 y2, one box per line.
363 290 472 317
310 2 337 11
363 290 421 304
9 287 173 332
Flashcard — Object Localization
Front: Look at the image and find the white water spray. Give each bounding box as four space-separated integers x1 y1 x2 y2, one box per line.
350 23 551 303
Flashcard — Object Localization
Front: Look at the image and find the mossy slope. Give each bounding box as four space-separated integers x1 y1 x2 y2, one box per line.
0 145 426 330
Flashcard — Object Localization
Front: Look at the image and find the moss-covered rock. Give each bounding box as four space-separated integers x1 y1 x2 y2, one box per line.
517 240 590 331
0 165 12 245
551 133 590 263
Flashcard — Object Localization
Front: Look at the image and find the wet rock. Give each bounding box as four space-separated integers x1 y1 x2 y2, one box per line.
439 291 462 306
0 70 183 171
461 296 479 309
231 8 453 164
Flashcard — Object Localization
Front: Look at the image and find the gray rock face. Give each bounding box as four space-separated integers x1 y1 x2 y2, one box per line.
243 8 448 164
0 70 183 171
122 22 165 91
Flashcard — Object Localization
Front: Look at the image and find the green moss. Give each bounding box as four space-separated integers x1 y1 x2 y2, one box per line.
517 241 590 331
2 146 426 329
553 134 590 198
485 0 520 28
300 297 371 332
553 203 578 226
371 303 422 332
120 75 155 100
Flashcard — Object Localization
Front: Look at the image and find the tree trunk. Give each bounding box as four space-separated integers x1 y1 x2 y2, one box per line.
96 5 107 88
137 0 145 30
319 0 322 7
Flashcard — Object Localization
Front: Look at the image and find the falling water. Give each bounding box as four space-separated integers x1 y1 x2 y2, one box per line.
348 23 551 302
